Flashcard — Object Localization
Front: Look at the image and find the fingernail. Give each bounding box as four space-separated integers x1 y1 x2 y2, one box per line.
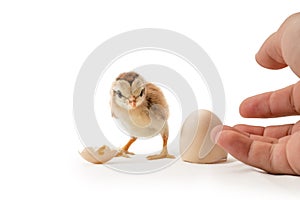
210 125 223 144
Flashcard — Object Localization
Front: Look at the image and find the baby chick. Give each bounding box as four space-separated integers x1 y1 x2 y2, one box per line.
110 71 175 160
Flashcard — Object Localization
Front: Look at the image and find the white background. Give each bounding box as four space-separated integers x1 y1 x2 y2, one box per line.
94 49 211 154
1 0 300 199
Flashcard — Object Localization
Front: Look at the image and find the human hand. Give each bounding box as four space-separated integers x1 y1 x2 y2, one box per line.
211 13 300 175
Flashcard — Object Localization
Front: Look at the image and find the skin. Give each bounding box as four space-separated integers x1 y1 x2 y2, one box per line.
211 13 300 175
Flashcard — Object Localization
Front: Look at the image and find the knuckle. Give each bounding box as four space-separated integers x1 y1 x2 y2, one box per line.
293 81 300 114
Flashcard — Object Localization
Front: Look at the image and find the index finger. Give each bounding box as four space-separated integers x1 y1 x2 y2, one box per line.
240 81 300 118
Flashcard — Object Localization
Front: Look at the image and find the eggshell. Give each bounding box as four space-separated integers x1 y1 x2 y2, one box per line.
180 109 227 164
80 145 117 164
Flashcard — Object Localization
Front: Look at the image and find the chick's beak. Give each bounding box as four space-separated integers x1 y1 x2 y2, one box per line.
131 101 136 108
129 96 136 108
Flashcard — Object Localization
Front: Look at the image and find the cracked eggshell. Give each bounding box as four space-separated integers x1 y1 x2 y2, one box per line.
80 145 117 164
180 109 228 164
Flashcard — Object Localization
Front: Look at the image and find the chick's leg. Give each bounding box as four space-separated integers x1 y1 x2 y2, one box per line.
117 137 136 158
147 123 175 160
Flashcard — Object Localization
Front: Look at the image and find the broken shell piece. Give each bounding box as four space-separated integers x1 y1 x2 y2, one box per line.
80 145 117 164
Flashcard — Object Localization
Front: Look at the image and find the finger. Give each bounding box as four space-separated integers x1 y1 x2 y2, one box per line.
234 124 294 139
240 81 300 118
255 32 287 69
212 125 278 143
281 13 300 77
286 131 300 175
215 130 296 175
249 135 278 144
234 124 264 135
212 125 249 138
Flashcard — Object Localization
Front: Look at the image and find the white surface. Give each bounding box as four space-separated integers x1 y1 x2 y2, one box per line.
1 0 300 200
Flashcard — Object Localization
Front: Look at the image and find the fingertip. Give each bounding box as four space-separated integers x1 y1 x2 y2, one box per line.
210 125 223 144
211 125 235 144
255 32 287 70
255 51 265 68
239 97 253 118
255 49 286 69
213 130 236 156
215 130 253 162
239 94 267 118
212 129 237 150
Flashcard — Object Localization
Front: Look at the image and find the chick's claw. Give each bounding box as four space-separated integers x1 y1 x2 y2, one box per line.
116 149 135 158
147 152 175 160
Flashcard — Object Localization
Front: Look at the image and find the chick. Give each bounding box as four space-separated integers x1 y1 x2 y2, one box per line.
110 71 175 160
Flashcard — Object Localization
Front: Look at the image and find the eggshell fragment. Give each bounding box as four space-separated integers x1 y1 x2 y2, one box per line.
80 145 117 164
180 109 227 164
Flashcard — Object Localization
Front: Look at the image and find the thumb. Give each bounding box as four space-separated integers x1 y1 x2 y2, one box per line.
286 131 300 175
255 32 287 70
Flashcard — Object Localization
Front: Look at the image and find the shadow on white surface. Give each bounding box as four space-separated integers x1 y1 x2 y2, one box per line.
76 154 300 200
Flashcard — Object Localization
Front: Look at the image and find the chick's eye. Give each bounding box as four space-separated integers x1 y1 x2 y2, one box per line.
139 88 145 97
115 90 122 98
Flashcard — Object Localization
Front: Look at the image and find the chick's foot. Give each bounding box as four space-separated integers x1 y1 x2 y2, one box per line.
116 149 135 158
147 150 175 160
